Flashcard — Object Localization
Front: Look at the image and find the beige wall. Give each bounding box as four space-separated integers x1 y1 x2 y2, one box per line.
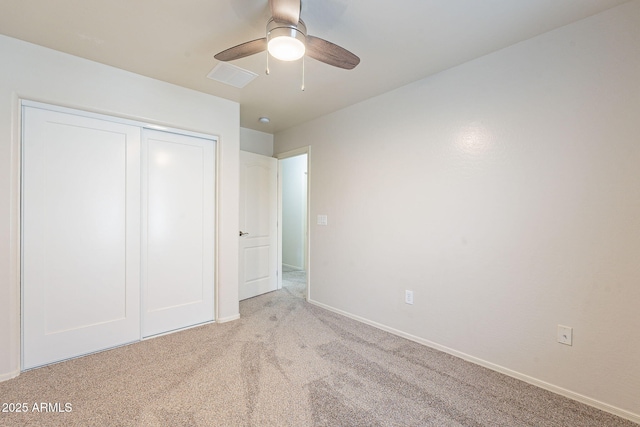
275 2 640 421
0 35 240 381
240 127 274 156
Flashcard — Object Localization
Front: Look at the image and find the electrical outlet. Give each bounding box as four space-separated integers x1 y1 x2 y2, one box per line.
405 290 414 305
557 325 573 346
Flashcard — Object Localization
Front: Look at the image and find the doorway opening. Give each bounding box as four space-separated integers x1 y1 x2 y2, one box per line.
277 148 310 300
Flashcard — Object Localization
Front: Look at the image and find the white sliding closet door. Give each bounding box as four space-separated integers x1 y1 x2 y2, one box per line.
142 130 215 337
22 107 141 369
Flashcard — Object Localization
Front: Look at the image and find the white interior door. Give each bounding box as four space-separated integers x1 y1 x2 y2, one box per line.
142 130 215 337
239 151 277 300
22 106 141 369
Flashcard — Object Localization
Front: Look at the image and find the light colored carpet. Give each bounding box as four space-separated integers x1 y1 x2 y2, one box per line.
0 272 635 426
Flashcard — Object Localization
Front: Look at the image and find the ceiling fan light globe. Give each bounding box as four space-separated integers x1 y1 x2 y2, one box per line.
268 36 305 61
266 21 307 61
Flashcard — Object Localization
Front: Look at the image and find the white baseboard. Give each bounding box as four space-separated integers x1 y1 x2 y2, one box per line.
0 368 20 383
216 313 240 323
307 298 640 425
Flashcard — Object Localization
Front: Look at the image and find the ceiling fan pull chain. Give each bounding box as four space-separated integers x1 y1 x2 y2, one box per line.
301 55 305 91
266 50 270 75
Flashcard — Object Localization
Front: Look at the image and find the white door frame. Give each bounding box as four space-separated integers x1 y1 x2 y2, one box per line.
275 146 310 301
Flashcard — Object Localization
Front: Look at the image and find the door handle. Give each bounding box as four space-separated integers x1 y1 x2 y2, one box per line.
239 231 249 236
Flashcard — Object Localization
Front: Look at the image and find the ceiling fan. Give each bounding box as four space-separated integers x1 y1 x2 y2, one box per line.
214 0 360 70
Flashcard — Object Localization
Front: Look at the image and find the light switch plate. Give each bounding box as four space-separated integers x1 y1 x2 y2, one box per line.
557 325 573 346
317 215 328 226
405 290 414 305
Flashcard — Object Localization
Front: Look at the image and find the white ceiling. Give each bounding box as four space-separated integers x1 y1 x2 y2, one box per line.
0 0 631 133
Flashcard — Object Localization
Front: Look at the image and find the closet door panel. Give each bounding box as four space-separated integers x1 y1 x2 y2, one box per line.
22 107 141 369
142 130 215 337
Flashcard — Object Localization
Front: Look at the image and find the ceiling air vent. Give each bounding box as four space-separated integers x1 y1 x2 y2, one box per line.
207 62 258 88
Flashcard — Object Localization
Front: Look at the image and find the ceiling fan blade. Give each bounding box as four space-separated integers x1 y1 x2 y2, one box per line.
269 0 300 26
214 38 267 61
306 36 360 70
